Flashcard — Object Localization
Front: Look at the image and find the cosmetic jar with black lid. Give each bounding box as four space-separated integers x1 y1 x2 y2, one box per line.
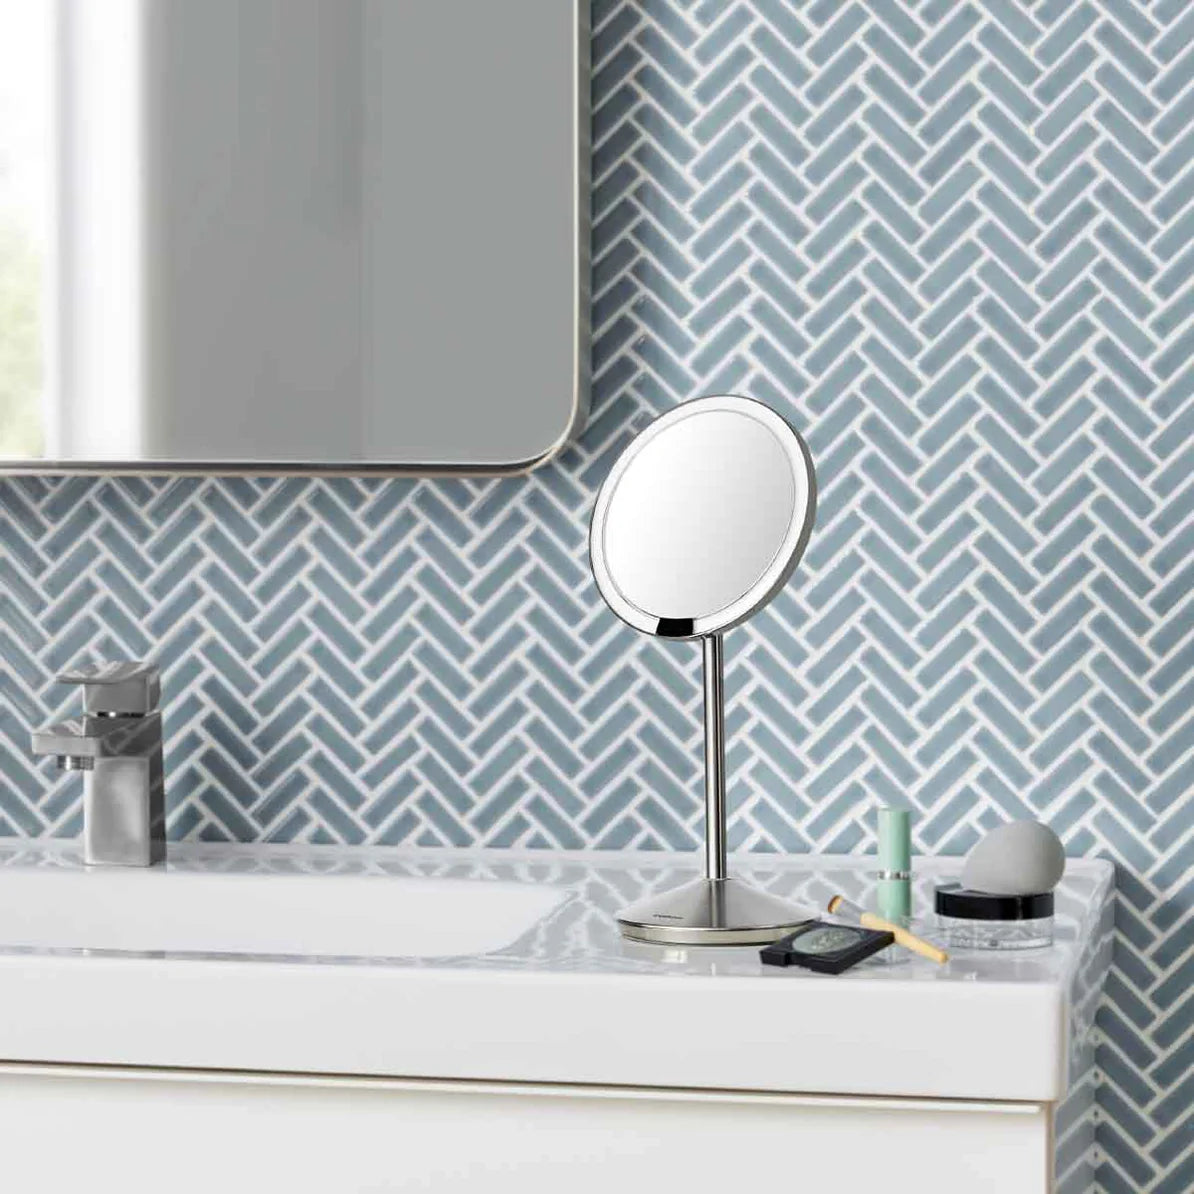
934 884 1054 950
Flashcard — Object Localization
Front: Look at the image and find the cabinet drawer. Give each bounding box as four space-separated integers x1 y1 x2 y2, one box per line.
0 1064 1051 1194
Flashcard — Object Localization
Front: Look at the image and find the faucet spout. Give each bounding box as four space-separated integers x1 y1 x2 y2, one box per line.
32 716 152 760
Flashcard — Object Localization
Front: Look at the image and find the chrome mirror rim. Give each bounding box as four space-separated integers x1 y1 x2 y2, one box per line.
588 394 817 640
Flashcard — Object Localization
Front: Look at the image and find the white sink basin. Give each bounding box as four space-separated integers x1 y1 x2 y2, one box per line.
0 863 566 959
0 844 1113 1102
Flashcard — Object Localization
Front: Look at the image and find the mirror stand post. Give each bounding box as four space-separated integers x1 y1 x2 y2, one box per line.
703 634 727 883
615 632 810 947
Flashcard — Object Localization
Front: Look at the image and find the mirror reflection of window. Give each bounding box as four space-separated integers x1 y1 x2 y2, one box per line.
0 0 51 459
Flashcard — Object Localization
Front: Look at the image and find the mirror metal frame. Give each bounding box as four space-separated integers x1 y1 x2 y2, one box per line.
589 395 817 640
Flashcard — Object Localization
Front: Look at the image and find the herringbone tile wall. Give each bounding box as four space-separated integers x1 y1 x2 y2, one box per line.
0 1 1190 1187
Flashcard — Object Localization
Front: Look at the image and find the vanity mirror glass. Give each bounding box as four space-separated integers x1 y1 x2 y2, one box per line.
0 0 588 472
590 395 817 945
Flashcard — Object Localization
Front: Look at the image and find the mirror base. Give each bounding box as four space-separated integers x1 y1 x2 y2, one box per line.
616 877 809 946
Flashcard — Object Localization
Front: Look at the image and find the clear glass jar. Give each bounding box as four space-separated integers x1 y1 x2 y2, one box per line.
934 884 1054 951
936 913 1053 951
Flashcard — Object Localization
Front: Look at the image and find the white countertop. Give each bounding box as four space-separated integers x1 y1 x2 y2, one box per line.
0 842 1114 1101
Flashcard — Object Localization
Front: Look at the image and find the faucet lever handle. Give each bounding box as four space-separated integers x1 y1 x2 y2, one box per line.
56 661 161 715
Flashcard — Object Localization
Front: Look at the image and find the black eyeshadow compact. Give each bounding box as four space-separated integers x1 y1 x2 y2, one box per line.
760 920 894 974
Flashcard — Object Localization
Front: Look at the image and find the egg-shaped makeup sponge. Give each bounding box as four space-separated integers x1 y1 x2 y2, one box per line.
961 821 1065 896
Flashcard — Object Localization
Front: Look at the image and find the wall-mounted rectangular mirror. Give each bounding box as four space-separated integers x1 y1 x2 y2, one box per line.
0 0 588 473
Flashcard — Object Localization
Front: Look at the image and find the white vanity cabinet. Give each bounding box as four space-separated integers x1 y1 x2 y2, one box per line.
0 847 1113 1193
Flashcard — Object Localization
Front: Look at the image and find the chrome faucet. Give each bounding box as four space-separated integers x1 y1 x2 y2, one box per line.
32 661 166 867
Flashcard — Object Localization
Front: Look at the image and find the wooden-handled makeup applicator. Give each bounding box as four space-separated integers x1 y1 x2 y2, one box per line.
827 895 949 965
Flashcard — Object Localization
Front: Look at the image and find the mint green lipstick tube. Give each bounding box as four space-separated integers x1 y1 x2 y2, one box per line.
876 807 912 922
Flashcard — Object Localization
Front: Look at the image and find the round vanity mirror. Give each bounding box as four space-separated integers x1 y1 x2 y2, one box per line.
589 395 818 946
592 397 815 639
